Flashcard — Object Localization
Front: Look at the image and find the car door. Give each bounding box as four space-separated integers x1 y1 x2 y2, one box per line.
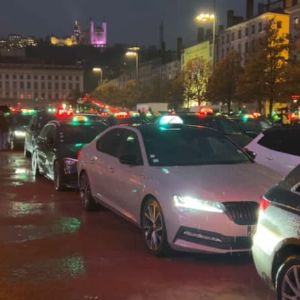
35 125 52 173
90 129 123 210
108 129 145 222
43 125 57 179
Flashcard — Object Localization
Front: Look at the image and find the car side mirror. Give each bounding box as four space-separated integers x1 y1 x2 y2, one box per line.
244 148 256 160
119 154 139 166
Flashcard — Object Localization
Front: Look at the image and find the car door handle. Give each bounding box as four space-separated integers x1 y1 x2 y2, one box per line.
108 166 114 173
266 156 273 160
90 156 98 162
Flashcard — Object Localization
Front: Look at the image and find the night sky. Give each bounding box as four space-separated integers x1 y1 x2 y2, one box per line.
0 0 266 49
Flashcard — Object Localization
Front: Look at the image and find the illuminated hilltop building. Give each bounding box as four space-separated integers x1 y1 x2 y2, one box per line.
50 19 107 48
74 20 81 43
89 20 107 48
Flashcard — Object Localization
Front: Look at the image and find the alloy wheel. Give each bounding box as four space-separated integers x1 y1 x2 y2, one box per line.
143 200 164 252
281 264 300 300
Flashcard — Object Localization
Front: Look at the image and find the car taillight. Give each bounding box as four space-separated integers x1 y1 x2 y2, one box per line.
77 151 81 160
259 197 270 212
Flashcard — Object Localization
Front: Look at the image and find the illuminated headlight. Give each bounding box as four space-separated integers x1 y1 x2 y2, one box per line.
173 195 225 213
14 130 26 138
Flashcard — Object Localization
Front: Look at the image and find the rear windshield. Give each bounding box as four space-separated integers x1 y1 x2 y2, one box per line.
59 123 107 144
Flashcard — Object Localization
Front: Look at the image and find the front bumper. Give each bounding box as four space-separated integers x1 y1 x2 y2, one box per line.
174 227 252 252
166 207 256 254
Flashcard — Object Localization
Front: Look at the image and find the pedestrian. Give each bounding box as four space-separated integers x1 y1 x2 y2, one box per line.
0 111 8 150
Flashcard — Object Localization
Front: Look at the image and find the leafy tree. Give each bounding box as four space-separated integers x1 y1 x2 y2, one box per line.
206 51 243 113
183 58 211 106
237 18 289 114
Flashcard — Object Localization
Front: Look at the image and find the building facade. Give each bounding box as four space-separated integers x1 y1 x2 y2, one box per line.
0 63 84 104
217 12 290 65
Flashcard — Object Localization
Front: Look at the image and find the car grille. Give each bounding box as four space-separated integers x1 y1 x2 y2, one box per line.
223 202 258 225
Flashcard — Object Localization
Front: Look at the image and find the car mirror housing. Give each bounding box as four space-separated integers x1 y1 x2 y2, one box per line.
244 148 256 160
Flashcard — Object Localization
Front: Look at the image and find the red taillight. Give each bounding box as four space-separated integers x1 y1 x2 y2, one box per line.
77 151 81 160
259 197 270 212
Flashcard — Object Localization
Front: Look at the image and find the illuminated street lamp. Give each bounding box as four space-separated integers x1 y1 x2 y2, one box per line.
93 67 103 85
125 47 140 80
195 13 216 66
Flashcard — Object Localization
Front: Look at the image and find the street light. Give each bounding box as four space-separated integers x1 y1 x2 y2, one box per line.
92 67 103 85
125 47 140 81
195 13 216 66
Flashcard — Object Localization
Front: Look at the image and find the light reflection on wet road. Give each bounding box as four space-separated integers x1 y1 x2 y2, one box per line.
0 151 276 300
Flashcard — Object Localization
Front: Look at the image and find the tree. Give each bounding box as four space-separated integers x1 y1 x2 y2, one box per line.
237 18 289 115
183 58 211 106
206 51 243 113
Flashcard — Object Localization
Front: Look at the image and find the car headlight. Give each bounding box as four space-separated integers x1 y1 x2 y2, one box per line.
173 195 225 213
14 130 26 138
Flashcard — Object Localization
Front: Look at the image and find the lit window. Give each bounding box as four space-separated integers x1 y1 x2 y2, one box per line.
294 17 299 25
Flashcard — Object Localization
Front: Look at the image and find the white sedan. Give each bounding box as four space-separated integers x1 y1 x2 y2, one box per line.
77 120 280 256
245 126 300 177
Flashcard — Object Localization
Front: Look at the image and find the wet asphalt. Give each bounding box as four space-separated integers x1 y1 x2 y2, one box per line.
0 151 275 300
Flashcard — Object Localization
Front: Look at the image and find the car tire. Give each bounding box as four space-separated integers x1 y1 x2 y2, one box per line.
32 152 40 177
276 255 300 300
54 161 65 191
141 198 170 256
79 172 99 211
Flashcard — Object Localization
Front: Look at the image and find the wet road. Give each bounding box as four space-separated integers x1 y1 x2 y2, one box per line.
0 151 275 300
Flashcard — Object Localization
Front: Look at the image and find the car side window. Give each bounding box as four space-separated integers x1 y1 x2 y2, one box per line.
280 131 300 156
257 131 285 152
96 129 122 157
39 125 51 139
119 130 143 165
46 125 56 145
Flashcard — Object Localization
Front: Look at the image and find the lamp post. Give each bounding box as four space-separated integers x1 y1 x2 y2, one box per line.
92 67 103 85
195 13 216 66
125 47 140 81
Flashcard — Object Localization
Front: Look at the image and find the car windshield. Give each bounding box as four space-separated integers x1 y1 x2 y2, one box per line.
240 119 272 131
10 114 32 126
59 123 106 144
218 118 244 135
141 126 250 166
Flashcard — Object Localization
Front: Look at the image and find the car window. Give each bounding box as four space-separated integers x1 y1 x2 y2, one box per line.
96 129 122 157
118 130 143 165
257 130 285 151
258 129 300 156
280 131 300 156
39 125 52 138
46 125 56 144
141 127 250 167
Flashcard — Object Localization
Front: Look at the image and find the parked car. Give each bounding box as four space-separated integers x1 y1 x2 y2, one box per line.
179 114 252 148
232 117 273 138
32 115 107 190
8 111 33 150
252 165 300 300
77 120 280 256
24 111 56 157
245 126 300 177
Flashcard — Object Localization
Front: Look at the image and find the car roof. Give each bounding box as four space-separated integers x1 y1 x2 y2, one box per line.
264 125 300 134
112 123 221 135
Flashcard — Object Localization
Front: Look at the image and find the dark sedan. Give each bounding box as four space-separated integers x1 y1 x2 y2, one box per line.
32 115 107 191
179 114 252 148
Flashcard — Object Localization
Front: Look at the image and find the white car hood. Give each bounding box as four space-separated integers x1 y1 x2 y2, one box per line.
149 163 281 203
